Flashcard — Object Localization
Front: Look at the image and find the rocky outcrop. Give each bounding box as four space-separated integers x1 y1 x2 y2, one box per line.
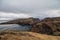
31 21 60 35
31 17 60 35
0 17 60 36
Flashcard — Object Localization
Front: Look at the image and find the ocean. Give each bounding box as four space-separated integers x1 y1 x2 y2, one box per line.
0 20 32 31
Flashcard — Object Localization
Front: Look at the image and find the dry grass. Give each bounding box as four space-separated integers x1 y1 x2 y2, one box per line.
0 30 60 40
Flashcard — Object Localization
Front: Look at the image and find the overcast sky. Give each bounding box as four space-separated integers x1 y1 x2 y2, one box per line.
0 0 60 20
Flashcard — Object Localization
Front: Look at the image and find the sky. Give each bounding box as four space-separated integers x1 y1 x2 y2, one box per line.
0 0 60 20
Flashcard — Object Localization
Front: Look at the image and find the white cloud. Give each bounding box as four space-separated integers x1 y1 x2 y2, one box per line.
0 12 32 20
45 10 60 17
0 18 12 20
0 10 60 20
30 10 60 18
0 0 60 19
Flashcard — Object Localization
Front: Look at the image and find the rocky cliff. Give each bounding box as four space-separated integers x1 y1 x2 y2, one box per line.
0 17 60 36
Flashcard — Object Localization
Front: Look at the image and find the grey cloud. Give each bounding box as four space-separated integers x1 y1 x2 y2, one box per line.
0 0 60 13
0 0 60 19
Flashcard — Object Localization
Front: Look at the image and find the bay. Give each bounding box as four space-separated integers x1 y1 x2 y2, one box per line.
0 20 32 31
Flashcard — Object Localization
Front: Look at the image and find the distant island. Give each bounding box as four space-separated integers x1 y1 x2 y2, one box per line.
0 17 60 36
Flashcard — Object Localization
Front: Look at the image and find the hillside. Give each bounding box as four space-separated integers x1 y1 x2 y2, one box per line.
0 17 60 36
0 30 60 40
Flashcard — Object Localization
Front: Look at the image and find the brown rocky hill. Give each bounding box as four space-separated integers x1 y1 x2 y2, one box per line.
0 17 60 36
31 17 60 35
41 17 60 22
0 30 60 40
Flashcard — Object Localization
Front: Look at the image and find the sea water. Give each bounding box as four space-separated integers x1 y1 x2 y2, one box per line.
0 21 32 31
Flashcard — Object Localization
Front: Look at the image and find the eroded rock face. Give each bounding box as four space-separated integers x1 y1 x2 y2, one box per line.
0 17 60 36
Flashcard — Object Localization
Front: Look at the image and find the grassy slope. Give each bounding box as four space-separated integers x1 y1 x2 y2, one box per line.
0 30 60 40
